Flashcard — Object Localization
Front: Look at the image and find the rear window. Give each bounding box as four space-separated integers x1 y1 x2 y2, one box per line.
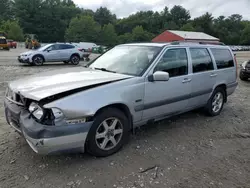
0 39 7 44
210 49 234 69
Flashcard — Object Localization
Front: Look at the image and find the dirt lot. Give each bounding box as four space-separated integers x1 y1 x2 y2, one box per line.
0 48 250 188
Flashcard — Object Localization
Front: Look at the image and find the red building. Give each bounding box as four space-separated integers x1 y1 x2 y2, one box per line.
152 30 220 44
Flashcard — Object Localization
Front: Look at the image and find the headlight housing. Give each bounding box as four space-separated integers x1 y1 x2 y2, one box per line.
28 102 44 120
241 62 247 70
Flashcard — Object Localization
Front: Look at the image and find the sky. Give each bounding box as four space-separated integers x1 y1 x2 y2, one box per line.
73 0 250 19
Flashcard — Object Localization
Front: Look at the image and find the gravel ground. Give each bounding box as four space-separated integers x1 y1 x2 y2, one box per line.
0 48 250 188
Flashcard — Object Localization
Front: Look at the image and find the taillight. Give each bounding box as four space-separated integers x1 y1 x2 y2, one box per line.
234 54 238 77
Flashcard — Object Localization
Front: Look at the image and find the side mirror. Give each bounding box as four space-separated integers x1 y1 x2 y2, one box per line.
148 71 170 82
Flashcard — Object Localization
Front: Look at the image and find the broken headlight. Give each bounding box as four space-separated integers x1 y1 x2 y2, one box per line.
28 102 44 120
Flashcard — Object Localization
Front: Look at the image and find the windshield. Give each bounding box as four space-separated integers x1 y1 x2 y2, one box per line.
0 39 7 44
89 45 162 76
37 44 52 51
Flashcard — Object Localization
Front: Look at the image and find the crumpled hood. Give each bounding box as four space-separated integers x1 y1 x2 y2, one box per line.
9 67 132 101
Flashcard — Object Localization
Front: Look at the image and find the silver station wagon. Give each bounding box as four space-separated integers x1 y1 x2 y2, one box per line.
4 42 238 157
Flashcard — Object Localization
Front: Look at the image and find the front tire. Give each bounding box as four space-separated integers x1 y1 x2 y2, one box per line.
32 55 44 66
86 108 130 157
206 87 225 116
70 55 80 65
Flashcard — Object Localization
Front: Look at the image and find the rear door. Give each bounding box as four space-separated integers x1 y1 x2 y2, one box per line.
59 44 74 60
187 48 216 108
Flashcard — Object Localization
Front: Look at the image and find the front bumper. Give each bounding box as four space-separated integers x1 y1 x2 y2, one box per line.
240 69 250 78
4 98 93 154
18 56 32 63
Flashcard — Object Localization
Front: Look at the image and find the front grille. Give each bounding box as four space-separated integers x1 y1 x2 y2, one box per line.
6 87 25 106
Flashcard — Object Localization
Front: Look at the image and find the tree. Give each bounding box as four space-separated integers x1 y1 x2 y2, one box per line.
180 23 195 31
13 0 81 42
80 9 95 17
0 20 24 41
65 15 101 42
94 7 116 26
132 26 153 42
240 24 250 45
193 12 214 35
169 5 190 28
0 0 13 22
118 33 133 44
100 23 117 47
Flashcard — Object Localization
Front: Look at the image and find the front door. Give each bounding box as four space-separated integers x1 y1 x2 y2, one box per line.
44 44 61 62
142 48 192 121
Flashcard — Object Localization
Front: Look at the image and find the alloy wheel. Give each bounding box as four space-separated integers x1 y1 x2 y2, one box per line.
95 117 123 151
212 92 223 113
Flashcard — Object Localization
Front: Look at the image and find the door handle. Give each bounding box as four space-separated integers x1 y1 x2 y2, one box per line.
182 78 192 83
210 73 217 77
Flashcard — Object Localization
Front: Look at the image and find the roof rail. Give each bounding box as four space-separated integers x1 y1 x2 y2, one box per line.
170 41 225 46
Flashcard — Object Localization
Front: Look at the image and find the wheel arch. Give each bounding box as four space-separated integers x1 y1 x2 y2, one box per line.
71 53 80 59
212 83 227 103
94 103 133 130
33 54 45 62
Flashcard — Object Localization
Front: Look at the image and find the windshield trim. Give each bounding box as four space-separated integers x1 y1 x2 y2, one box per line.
88 45 164 77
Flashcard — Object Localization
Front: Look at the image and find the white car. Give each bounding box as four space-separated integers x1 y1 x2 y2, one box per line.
18 43 84 66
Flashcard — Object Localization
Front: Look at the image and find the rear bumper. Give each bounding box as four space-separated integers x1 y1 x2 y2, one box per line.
227 82 238 96
4 98 93 155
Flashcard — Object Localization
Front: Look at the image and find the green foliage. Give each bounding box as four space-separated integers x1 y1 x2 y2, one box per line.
240 23 250 45
169 5 191 29
0 20 24 41
0 0 13 22
94 7 116 26
0 0 250 45
13 0 81 42
100 23 117 47
180 23 195 31
65 15 101 42
193 13 214 35
118 33 133 44
132 26 153 42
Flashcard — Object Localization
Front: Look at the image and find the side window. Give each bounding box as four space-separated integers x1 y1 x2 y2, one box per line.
46 45 55 51
60 44 75 50
154 48 188 77
47 44 60 51
210 49 234 69
190 48 214 73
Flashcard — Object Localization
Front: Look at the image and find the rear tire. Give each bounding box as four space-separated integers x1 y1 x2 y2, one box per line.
70 55 80 65
86 108 130 157
32 55 44 66
206 87 225 116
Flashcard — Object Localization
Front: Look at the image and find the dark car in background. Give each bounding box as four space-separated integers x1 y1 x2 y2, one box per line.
240 60 250 81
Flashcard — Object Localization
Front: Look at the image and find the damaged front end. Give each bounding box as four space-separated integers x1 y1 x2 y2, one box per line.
4 86 94 154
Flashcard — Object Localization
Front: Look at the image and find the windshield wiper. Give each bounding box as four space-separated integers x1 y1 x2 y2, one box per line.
93 67 116 73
